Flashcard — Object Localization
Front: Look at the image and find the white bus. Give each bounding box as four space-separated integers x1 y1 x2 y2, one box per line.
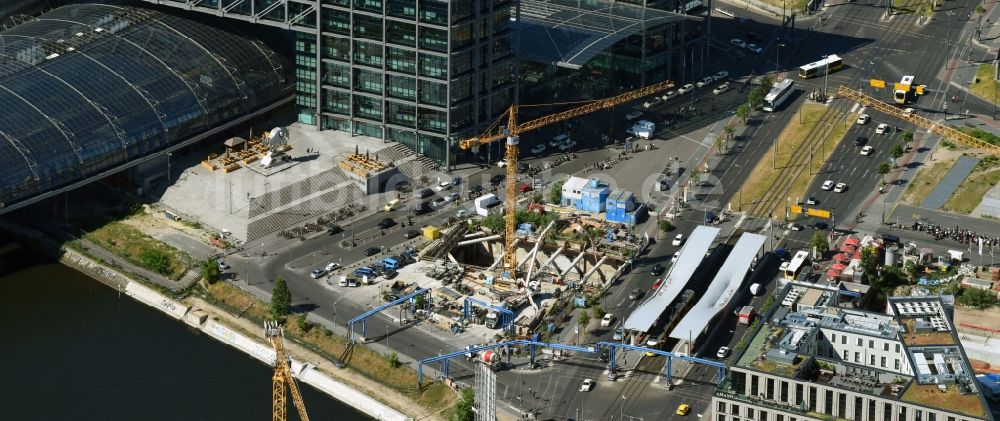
762 79 795 112
894 75 914 104
798 54 843 78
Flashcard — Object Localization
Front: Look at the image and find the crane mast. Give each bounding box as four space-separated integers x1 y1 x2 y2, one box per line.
266 321 310 421
458 80 676 277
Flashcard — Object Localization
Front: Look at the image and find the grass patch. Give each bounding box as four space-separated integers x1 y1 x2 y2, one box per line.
902 157 957 204
901 383 987 418
84 221 189 279
736 103 851 216
970 64 1000 106
203 282 456 414
942 168 1000 213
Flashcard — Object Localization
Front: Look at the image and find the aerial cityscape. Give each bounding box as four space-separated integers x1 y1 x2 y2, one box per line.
2 0 1000 420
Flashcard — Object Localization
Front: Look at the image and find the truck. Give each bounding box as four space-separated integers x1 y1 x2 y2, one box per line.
474 193 502 217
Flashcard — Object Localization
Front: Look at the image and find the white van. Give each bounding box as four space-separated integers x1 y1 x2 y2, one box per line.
549 134 570 148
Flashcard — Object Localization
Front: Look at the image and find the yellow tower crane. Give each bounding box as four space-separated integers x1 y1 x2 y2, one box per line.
265 321 310 421
457 80 676 275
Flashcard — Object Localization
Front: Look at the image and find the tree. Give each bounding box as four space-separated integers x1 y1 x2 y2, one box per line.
140 248 171 275
271 276 292 319
200 258 220 284
578 309 591 331
811 231 829 256
549 180 564 205
736 104 751 125
889 143 905 165
958 287 997 310
877 162 892 183
450 387 475 421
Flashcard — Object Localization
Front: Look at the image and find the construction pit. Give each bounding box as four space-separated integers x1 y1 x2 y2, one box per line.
368 216 647 343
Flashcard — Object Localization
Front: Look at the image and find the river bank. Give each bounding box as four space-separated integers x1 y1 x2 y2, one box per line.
0 221 440 420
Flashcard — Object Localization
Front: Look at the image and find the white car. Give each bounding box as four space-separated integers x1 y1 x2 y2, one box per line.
717 346 730 358
821 180 835 191
860 145 874 156
876 123 890 135
695 76 714 88
677 83 695 95
436 181 452 191
530 144 546 154
730 38 746 48
672 234 685 247
714 71 729 81
834 183 848 193
747 44 763 54
625 111 643 121
601 313 615 327
660 90 678 101
712 83 730 95
580 379 594 392
856 114 870 125
325 262 341 272
644 98 662 108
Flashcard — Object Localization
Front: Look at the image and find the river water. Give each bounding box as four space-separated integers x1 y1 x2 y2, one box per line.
0 242 369 420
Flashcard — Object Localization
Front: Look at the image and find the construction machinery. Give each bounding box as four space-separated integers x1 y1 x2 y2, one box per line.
837 85 1000 154
265 321 310 421
457 80 676 276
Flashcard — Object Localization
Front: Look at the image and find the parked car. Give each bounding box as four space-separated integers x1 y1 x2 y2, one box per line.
377 218 395 229
677 83 695 95
650 264 665 276
625 111 643 120
364 247 381 256
672 234 685 247
712 83 730 95
834 182 848 193
821 180 835 191
861 145 874 156
530 144 546 154
856 114 870 125
643 98 662 108
730 38 746 48
310 269 326 279
695 76 714 88
876 123 890 135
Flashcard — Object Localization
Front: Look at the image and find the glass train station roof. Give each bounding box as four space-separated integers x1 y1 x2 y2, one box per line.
0 4 290 210
515 0 692 68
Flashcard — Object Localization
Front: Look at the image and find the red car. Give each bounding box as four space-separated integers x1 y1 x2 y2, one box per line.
652 278 663 290
518 183 533 193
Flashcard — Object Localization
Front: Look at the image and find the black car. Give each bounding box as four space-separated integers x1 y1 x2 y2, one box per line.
412 202 432 215
489 174 506 186
364 247 381 256
404 229 420 239
650 264 665 276
417 188 434 199
377 218 395 229
854 136 867 146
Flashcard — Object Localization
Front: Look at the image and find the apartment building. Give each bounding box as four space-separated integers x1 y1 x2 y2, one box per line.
714 286 993 421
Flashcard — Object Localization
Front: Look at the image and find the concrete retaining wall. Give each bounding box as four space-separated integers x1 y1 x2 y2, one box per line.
125 281 189 320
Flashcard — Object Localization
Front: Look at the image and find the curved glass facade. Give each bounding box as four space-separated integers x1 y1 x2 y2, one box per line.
0 4 291 206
